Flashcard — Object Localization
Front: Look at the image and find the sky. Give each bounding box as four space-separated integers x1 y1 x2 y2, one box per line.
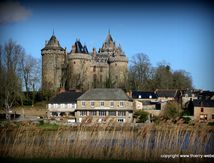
0 0 213 91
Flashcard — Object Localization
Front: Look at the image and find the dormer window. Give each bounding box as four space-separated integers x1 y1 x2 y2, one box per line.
149 95 152 99
138 95 141 99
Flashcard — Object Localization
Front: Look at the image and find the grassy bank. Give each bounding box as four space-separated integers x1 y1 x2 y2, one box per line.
0 122 213 162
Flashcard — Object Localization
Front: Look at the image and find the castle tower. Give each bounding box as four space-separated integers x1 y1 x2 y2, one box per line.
41 33 66 91
100 31 128 89
67 39 92 91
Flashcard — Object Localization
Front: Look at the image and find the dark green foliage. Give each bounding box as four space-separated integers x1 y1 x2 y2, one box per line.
133 110 149 123
182 117 191 124
162 101 183 121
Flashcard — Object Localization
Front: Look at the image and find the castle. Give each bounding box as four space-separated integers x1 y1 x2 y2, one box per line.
41 31 128 91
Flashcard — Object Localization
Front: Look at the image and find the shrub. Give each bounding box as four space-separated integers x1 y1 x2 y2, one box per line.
162 101 183 122
182 116 191 124
133 110 149 123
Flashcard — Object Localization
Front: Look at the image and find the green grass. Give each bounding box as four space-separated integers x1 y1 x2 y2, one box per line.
37 122 59 130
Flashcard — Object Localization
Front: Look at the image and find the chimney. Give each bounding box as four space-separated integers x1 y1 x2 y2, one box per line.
93 48 96 58
72 44 76 53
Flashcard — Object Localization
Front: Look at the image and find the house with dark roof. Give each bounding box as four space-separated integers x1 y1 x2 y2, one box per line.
75 88 133 123
155 89 180 100
131 91 161 116
193 99 214 122
48 91 83 119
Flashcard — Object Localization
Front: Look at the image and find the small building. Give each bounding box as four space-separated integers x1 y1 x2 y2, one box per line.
193 100 214 122
155 89 181 110
76 88 133 123
132 91 161 116
48 91 83 119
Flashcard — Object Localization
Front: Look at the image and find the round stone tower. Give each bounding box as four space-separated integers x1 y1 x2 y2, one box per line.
99 31 128 89
109 48 128 88
41 33 66 91
67 39 92 91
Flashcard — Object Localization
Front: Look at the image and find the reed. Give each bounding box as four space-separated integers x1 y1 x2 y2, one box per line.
0 122 213 162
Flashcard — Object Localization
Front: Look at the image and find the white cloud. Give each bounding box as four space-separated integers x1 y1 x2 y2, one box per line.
0 1 31 24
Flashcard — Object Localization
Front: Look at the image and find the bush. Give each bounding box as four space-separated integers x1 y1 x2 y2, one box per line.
182 116 191 124
162 101 183 121
208 122 214 126
133 110 149 123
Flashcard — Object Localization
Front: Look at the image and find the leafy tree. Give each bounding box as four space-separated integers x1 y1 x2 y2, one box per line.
162 101 183 121
153 62 173 89
172 70 192 89
133 110 149 123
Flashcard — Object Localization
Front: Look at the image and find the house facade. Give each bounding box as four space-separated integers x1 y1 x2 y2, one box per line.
75 88 133 123
131 91 161 116
193 100 214 122
48 91 83 119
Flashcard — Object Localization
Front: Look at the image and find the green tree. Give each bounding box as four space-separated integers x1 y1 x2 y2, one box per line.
162 101 183 121
133 110 149 123
172 70 192 89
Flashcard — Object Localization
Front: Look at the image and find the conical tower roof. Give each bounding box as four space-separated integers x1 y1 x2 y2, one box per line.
105 30 113 44
41 33 64 51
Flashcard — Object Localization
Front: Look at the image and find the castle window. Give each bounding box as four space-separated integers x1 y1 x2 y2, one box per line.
115 75 118 80
115 63 117 66
73 61 76 64
201 108 204 112
100 67 103 72
93 66 96 72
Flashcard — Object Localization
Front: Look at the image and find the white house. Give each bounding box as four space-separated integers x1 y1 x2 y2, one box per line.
48 91 83 118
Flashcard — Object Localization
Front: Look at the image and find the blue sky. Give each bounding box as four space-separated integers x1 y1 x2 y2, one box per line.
0 0 213 90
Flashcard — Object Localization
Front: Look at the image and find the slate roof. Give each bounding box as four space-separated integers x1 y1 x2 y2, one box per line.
49 91 83 104
155 89 177 98
41 35 64 51
132 91 158 99
72 40 89 54
193 100 214 107
77 88 131 101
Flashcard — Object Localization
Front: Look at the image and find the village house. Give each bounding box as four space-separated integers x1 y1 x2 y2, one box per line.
75 88 133 123
193 99 214 122
155 89 181 110
48 91 83 119
131 91 161 116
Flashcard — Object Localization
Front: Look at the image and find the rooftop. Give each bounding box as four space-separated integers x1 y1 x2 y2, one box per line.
41 34 64 51
132 91 158 99
77 88 131 101
193 99 214 107
48 91 83 104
